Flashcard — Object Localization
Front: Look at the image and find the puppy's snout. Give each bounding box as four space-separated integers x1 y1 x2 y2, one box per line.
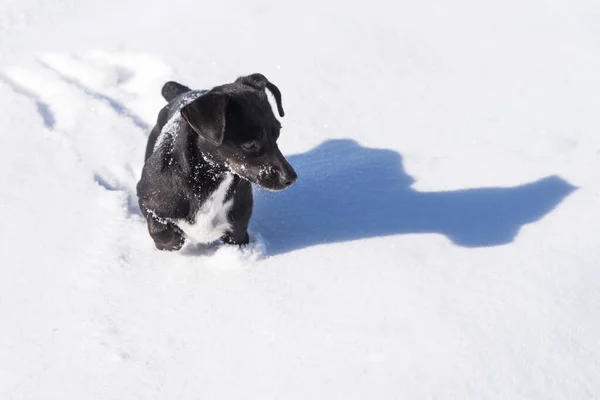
277 156 297 188
280 168 298 188
255 147 298 191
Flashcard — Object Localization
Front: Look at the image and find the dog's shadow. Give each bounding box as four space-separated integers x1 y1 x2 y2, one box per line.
252 139 576 255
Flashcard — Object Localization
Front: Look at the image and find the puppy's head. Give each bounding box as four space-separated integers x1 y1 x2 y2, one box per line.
180 73 297 191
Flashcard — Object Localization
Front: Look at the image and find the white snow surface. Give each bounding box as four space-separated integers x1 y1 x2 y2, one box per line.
1 0 600 399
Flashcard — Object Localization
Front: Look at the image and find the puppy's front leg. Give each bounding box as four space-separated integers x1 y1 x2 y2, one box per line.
146 216 185 251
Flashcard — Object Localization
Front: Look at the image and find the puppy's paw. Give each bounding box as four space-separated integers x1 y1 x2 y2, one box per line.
153 228 185 251
220 232 250 246
154 237 185 251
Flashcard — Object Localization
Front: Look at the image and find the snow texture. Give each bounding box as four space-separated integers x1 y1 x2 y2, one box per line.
1 0 600 399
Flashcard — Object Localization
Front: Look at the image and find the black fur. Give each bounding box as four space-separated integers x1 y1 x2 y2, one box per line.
137 74 297 251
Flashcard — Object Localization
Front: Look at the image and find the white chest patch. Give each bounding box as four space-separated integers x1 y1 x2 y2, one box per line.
175 174 234 244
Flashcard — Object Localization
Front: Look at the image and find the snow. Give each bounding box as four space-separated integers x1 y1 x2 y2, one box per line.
1 0 600 398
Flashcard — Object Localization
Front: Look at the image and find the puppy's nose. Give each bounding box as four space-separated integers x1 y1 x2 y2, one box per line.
280 169 298 187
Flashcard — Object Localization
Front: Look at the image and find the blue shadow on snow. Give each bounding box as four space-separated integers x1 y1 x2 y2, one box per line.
252 139 576 255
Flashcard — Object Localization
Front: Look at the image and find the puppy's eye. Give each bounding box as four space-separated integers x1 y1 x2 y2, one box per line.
241 140 260 152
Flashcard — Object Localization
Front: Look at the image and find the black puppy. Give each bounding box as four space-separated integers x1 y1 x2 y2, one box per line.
136 74 297 251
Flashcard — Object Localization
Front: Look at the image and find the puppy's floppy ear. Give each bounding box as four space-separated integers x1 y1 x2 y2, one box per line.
236 73 285 117
180 93 229 146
